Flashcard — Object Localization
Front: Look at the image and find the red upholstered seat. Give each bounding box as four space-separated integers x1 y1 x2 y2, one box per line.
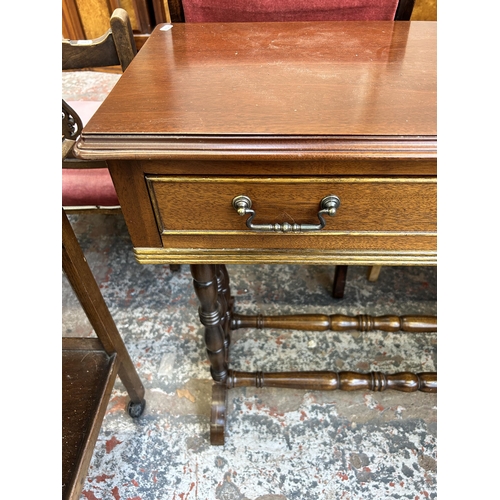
182 0 399 23
62 101 119 208
62 168 119 207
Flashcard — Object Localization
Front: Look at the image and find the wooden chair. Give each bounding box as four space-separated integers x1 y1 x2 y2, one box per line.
62 8 136 214
164 0 416 297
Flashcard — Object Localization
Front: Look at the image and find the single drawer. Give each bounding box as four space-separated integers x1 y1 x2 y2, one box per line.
144 176 436 259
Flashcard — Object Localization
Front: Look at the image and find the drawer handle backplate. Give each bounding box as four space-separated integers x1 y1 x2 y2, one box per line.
232 194 340 233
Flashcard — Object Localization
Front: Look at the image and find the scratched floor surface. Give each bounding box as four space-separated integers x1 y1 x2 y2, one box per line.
62 212 437 500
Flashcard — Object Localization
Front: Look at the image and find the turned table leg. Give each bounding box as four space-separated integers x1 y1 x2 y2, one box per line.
190 264 228 382
191 264 436 446
215 264 232 361
190 264 230 444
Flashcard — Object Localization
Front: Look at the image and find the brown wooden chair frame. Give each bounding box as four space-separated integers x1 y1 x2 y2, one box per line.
62 8 136 73
62 8 136 215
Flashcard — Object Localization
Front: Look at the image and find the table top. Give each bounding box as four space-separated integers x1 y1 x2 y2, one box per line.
76 21 436 161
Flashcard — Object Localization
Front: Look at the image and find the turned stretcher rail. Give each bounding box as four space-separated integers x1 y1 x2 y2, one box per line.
227 370 437 392
231 314 437 332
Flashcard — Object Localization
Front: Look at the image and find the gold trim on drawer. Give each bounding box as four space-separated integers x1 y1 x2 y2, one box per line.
147 177 437 184
134 248 437 266
157 230 436 236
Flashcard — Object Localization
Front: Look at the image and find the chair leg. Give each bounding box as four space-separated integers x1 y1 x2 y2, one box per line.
169 264 181 272
367 265 382 282
332 265 348 299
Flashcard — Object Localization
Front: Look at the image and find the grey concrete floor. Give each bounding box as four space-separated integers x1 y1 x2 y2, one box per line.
63 213 437 500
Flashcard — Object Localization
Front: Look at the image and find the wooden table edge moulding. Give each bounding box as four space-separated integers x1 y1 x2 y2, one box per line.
75 20 437 445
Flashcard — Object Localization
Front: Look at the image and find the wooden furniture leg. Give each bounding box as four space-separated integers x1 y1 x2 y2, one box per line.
367 265 382 282
333 265 383 299
190 264 229 444
63 210 146 498
332 265 348 298
190 264 228 382
63 211 146 415
191 264 436 445
215 264 233 360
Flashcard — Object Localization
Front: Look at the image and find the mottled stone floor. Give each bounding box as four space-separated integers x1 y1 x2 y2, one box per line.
62 71 121 101
63 213 437 500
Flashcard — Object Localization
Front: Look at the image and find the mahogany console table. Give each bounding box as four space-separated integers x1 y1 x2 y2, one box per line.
75 20 437 445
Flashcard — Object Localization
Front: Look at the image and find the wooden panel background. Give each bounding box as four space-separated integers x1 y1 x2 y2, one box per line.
412 0 437 20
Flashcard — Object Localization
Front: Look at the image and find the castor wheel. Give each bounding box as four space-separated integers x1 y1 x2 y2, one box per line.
210 383 227 445
127 399 146 418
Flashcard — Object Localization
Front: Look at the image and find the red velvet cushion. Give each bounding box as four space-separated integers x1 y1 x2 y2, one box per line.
63 101 120 208
182 0 399 23
62 168 120 207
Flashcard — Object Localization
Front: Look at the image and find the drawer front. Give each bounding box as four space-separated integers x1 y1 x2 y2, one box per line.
145 176 436 258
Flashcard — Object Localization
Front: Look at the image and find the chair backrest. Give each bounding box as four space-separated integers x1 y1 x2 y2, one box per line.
62 7 137 72
62 8 137 213
166 0 415 23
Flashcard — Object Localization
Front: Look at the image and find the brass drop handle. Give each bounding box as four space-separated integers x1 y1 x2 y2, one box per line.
232 194 340 232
